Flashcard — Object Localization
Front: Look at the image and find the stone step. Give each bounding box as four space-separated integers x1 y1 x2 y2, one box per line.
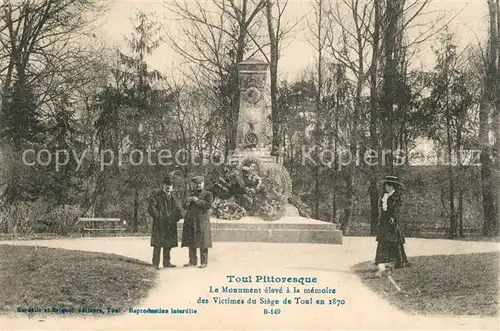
230 151 276 164
177 217 342 244
230 157 276 164
176 228 342 244
177 221 337 231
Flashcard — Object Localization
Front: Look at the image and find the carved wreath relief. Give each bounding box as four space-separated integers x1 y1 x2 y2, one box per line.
243 87 261 108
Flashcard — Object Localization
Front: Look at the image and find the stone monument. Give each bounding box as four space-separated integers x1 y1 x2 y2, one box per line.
178 57 343 244
231 58 274 165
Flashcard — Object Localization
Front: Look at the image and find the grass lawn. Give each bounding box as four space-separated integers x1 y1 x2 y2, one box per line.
0 232 152 240
453 236 500 242
0 244 157 317
352 252 499 317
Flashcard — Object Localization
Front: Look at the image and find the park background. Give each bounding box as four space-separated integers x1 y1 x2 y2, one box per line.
0 0 498 239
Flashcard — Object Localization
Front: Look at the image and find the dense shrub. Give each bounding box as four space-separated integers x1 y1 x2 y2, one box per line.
46 204 83 235
1 200 47 235
288 162 485 234
0 200 82 235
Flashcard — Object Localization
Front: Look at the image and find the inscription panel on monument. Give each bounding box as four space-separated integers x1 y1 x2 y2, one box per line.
237 60 269 151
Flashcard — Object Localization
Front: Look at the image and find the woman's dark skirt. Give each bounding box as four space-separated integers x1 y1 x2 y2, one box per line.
375 242 410 269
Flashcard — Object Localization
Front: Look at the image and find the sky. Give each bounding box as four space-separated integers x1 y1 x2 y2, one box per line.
95 0 489 81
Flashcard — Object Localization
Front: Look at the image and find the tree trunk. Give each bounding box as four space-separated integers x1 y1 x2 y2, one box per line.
380 0 403 175
458 188 464 236
315 164 320 219
457 122 464 237
133 187 139 233
479 98 496 235
313 0 323 220
369 0 381 235
481 0 499 236
340 168 353 233
332 185 337 223
341 15 364 233
342 88 361 233
332 66 340 223
494 0 500 236
445 75 457 238
94 176 107 217
266 0 281 156
447 147 456 238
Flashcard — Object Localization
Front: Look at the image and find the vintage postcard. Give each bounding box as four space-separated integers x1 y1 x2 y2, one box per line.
0 0 498 330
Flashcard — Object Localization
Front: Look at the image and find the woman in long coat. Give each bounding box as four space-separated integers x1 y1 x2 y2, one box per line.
181 176 213 268
375 175 410 276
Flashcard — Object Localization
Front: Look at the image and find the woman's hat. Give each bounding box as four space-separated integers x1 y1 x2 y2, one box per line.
380 175 404 187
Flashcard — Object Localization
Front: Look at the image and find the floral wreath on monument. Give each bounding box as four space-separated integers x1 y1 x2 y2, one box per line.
211 156 292 221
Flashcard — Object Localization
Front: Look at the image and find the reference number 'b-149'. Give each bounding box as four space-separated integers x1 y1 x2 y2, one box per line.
263 308 281 315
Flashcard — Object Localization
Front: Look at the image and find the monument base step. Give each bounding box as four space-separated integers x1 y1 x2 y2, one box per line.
230 149 275 164
177 216 343 244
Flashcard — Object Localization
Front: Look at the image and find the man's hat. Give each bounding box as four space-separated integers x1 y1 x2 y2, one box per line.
191 176 205 184
162 174 173 185
380 175 404 187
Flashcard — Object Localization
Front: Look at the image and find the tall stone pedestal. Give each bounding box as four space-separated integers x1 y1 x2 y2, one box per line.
236 59 268 151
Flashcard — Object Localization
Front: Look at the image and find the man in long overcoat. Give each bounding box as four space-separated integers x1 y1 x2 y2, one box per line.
181 176 213 268
148 175 182 269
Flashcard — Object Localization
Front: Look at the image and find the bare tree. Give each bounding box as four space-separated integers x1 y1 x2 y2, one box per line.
166 0 266 153
307 0 328 219
0 0 106 94
0 0 107 203
324 0 373 232
262 0 302 158
368 0 382 234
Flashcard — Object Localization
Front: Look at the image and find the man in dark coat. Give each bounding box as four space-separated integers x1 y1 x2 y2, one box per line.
148 175 182 269
181 176 213 268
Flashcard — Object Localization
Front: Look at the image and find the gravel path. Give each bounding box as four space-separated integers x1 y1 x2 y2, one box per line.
0 237 498 330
